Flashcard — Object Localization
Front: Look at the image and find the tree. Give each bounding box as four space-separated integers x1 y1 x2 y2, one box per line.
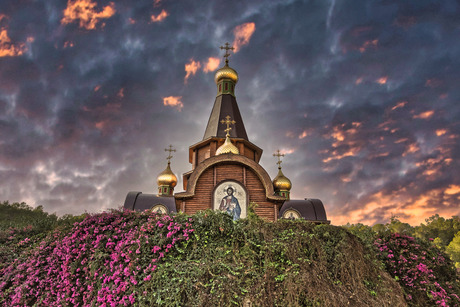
414 214 460 248
446 231 460 268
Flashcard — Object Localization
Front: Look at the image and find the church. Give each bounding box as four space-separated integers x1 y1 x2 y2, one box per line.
124 44 328 223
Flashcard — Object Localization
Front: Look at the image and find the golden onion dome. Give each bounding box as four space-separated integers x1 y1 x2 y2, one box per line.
273 168 292 191
214 64 238 84
216 135 239 155
157 163 177 188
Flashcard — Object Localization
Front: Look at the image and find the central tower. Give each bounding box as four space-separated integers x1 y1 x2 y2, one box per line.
175 43 285 220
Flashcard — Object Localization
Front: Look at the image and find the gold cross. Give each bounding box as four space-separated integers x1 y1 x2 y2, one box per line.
273 149 285 168
164 145 176 163
220 42 234 65
220 115 236 137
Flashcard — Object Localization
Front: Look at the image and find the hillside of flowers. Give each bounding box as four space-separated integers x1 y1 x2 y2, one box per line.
0 201 459 306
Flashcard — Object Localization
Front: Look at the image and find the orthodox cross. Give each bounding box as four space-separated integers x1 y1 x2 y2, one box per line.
273 150 285 169
164 145 176 164
220 42 234 65
220 115 236 137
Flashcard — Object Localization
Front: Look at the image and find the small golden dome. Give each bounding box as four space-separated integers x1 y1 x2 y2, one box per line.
157 163 177 188
216 135 239 155
214 64 238 84
273 168 292 191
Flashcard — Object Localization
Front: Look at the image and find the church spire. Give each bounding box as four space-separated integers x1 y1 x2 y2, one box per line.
203 43 248 141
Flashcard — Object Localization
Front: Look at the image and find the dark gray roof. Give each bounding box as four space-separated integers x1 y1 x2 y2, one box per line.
279 199 328 221
203 94 248 141
123 191 176 213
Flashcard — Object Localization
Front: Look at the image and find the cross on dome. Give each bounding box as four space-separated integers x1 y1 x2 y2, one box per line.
273 149 285 169
220 42 235 65
164 145 176 164
220 115 236 137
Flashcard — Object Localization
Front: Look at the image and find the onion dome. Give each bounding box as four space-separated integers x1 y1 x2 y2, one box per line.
157 162 177 188
273 167 292 191
214 63 239 84
216 135 239 155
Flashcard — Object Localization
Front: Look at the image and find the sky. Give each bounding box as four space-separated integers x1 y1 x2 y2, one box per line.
0 0 459 226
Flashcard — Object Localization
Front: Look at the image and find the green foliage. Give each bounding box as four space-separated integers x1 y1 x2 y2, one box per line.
446 231 460 268
414 214 460 248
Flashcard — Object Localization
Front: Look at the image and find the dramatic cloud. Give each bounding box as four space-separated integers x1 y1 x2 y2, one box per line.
61 0 116 30
151 10 168 23
0 28 26 57
232 22 256 52
0 0 459 226
203 57 220 73
163 96 183 111
184 59 201 83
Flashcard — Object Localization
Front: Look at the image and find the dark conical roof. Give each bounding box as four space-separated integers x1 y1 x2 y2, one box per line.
203 94 248 141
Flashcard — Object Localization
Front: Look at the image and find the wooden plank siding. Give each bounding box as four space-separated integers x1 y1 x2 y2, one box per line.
182 163 276 221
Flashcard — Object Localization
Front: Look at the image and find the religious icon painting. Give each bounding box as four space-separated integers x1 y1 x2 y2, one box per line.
282 209 301 220
150 204 168 214
213 180 247 220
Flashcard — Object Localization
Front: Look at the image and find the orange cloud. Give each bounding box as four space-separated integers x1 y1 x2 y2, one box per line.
413 110 434 119
163 96 183 111
402 143 419 156
299 130 308 139
61 0 116 30
376 76 388 84
154 0 162 7
280 148 295 155
151 10 168 23
445 185 460 195
184 59 201 83
359 39 378 52
232 22 256 52
391 101 407 111
203 57 220 73
63 41 74 48
355 77 363 84
425 78 442 88
117 88 124 98
0 28 27 57
436 129 447 136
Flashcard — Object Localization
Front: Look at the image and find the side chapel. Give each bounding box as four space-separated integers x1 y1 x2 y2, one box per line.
124 43 328 223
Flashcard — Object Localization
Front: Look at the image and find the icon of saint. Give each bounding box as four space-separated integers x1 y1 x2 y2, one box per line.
219 187 241 221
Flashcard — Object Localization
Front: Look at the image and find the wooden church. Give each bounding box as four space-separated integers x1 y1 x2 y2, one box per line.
124 44 328 223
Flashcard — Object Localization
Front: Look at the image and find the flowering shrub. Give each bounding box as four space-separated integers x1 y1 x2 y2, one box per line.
0 210 194 306
375 233 460 306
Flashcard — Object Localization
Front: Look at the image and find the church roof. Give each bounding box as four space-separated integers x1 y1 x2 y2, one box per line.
203 94 248 141
279 199 328 222
124 191 177 213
